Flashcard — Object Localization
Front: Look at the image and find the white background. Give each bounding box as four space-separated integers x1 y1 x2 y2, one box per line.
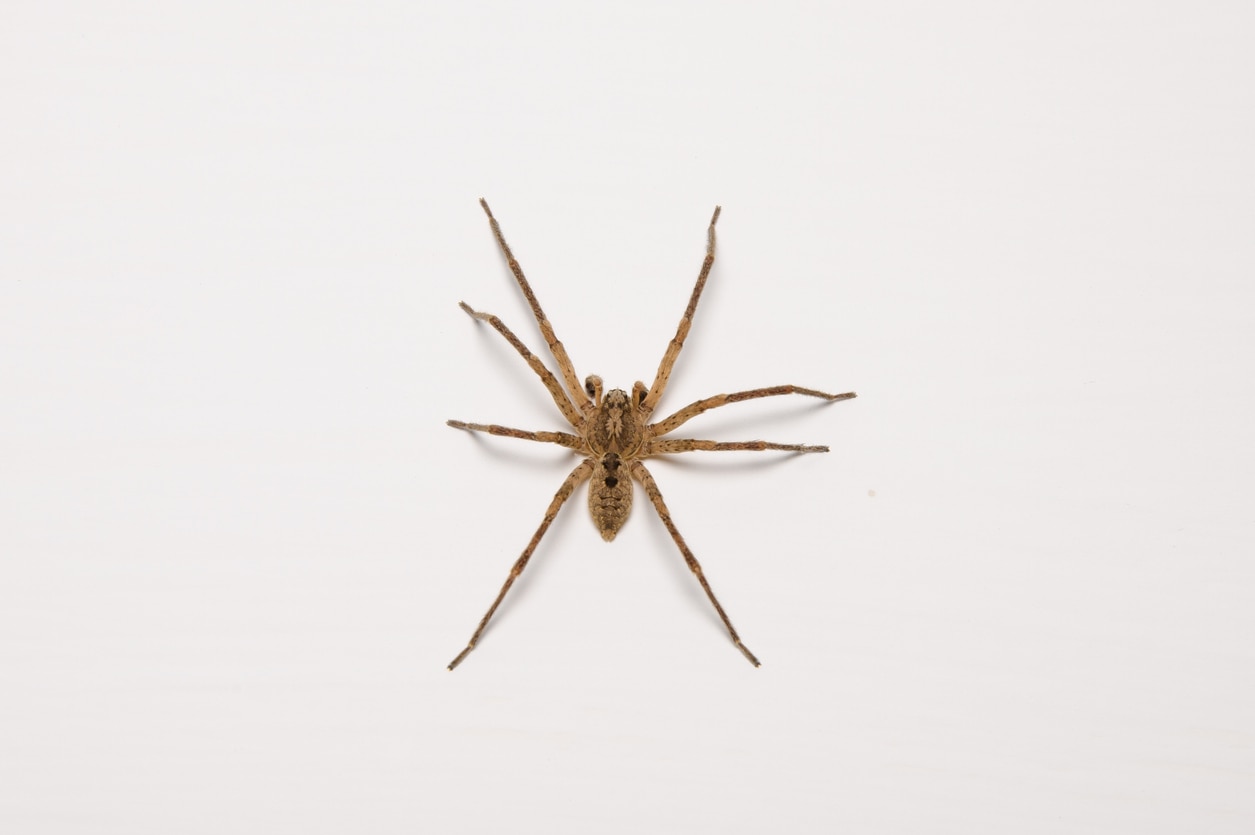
3 2 1253 832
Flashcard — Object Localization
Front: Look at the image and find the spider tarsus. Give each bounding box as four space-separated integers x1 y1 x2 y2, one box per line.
797 388 855 402
736 641 761 667
447 419 468 429
447 647 473 671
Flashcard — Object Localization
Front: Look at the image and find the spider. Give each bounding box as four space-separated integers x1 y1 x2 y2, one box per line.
446 199 856 669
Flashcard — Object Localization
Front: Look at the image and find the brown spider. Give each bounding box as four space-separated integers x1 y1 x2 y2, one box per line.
446 199 856 669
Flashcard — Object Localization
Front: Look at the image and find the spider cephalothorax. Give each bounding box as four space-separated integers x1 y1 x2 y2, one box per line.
446 199 856 669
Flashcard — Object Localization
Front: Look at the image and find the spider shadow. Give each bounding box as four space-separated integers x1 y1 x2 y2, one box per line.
637 449 822 643
649 396 847 474
455 303 573 422
634 395 851 644
446 432 586 651
646 449 815 474
473 502 585 648
447 425 580 470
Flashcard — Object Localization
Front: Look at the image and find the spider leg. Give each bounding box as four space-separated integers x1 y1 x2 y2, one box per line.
641 206 721 414
447 459 594 670
446 421 585 451
479 199 591 411
457 302 583 427
650 385 856 436
628 460 761 667
647 438 829 454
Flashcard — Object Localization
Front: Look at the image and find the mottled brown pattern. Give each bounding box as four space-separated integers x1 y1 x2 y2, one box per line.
589 452 631 541
446 199 856 669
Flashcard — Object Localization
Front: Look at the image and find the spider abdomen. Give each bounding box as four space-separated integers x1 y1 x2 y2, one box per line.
589 452 633 541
